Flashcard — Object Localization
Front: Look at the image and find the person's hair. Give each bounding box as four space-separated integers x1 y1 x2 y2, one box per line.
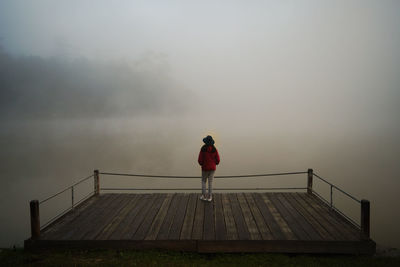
201 144 216 152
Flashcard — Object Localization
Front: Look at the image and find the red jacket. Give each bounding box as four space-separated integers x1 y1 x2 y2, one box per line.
198 145 220 171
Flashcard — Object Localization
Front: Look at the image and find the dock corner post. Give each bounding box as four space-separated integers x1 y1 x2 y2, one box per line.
361 199 370 239
307 168 313 194
94 169 100 195
29 200 40 239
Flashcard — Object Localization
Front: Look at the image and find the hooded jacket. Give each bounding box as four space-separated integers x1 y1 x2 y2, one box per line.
198 145 220 171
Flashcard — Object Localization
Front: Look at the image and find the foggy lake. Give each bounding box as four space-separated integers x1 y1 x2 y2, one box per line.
1 116 399 249
0 0 399 250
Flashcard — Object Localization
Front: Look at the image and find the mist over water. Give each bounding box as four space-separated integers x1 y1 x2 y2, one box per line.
1 0 399 249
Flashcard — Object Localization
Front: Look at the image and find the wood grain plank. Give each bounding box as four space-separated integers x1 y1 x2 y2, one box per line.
214 194 227 240
191 194 205 240
284 193 335 241
82 194 135 240
180 193 197 240
157 194 180 240
260 193 296 240
237 193 261 240
58 194 118 240
168 194 190 240
83 194 132 240
294 193 345 240
124 194 158 239
308 193 360 238
133 194 166 240
203 196 215 240
90 194 135 239
26 238 376 254
244 193 274 240
253 193 286 240
222 193 238 240
96 194 140 240
34 193 376 255
268 193 310 240
300 193 358 241
41 194 99 239
276 193 322 241
295 193 348 240
229 193 250 240
109 194 149 240
50 194 112 239
144 194 174 240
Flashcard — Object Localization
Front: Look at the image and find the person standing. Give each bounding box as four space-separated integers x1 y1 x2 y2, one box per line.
198 135 220 202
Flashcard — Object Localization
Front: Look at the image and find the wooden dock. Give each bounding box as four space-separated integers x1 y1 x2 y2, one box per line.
25 192 375 254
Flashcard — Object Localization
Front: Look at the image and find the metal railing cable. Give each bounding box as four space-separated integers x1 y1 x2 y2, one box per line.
313 173 361 203
38 174 95 231
312 190 360 228
312 172 361 229
99 171 307 179
100 170 364 230
100 171 310 192
99 171 308 192
101 187 308 191
35 171 306 231
40 190 94 230
40 206 72 230
39 174 94 204
39 186 71 205
32 169 367 237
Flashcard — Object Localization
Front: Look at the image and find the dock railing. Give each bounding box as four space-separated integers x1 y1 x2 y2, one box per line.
29 173 96 239
29 168 370 240
310 170 370 239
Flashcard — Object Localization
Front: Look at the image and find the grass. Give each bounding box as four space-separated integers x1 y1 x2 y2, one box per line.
1 248 399 267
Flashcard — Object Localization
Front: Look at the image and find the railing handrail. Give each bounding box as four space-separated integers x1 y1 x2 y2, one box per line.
312 190 360 228
99 171 307 179
101 187 308 191
40 190 94 230
39 174 94 204
313 172 361 203
99 170 363 230
29 168 370 241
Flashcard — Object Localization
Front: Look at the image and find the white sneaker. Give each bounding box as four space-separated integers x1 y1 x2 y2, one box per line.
200 195 206 201
207 196 213 202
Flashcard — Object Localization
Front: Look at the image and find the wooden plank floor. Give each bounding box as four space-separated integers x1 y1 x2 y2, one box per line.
26 193 376 254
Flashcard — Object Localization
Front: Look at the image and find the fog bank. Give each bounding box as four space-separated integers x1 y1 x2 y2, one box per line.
0 0 400 249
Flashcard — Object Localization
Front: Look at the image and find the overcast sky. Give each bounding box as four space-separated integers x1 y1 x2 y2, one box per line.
1 0 399 135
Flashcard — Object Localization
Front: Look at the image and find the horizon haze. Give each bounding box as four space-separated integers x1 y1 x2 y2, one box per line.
0 0 399 249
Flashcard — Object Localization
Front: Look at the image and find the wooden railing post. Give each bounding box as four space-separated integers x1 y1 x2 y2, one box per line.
94 169 100 195
30 200 40 239
307 168 313 194
361 199 370 239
